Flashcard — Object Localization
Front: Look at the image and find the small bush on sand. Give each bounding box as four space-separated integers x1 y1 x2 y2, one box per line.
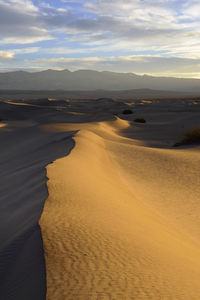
122 109 133 115
174 126 200 147
134 118 146 123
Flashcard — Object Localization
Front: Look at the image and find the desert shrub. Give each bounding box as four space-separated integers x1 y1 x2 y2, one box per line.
174 126 200 146
122 109 133 115
134 118 146 123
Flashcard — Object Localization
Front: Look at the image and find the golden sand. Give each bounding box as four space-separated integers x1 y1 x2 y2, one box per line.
0 123 7 128
40 118 200 299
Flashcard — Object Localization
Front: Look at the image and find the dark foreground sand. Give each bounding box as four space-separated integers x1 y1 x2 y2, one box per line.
0 117 75 299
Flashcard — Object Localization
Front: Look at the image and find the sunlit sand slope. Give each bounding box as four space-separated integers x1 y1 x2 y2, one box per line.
40 119 200 300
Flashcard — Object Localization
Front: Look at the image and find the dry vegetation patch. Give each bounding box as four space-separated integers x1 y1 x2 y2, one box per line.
174 126 200 146
134 118 146 123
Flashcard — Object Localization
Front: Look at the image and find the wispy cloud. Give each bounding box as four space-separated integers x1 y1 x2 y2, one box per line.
0 50 15 60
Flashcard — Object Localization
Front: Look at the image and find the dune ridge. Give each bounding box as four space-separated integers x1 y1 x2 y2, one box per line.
40 117 200 299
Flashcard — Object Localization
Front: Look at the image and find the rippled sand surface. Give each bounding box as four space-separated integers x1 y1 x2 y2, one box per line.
40 118 200 300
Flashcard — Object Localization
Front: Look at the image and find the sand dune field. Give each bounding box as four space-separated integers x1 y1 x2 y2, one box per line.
1 98 200 300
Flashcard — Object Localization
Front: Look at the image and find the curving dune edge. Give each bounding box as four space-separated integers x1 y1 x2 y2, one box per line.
40 118 200 300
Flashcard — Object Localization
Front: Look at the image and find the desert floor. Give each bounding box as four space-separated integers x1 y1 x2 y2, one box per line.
1 98 200 300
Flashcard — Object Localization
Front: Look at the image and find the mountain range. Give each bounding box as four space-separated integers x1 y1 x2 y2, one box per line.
0 69 200 93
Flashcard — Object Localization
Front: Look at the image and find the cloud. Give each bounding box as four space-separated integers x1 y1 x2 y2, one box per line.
30 56 102 69
0 50 14 60
0 0 52 44
0 47 39 60
84 0 175 20
182 0 200 18
3 0 39 13
12 47 40 54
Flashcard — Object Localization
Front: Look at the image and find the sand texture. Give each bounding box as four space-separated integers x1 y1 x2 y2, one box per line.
0 118 75 300
40 116 200 300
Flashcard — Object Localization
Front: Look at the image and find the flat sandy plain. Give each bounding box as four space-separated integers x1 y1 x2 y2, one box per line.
1 97 200 300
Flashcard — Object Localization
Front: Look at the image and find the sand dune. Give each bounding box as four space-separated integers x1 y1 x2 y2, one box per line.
40 117 200 299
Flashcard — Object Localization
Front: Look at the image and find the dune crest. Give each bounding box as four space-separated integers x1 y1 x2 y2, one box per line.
40 118 200 299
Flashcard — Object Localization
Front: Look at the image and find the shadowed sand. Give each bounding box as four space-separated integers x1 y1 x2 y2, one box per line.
40 118 200 299
0 121 75 300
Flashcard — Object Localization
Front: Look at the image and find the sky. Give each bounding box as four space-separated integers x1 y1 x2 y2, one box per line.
0 0 200 77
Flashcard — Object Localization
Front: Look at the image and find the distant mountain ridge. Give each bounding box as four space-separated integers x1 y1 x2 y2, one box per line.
0 69 200 92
